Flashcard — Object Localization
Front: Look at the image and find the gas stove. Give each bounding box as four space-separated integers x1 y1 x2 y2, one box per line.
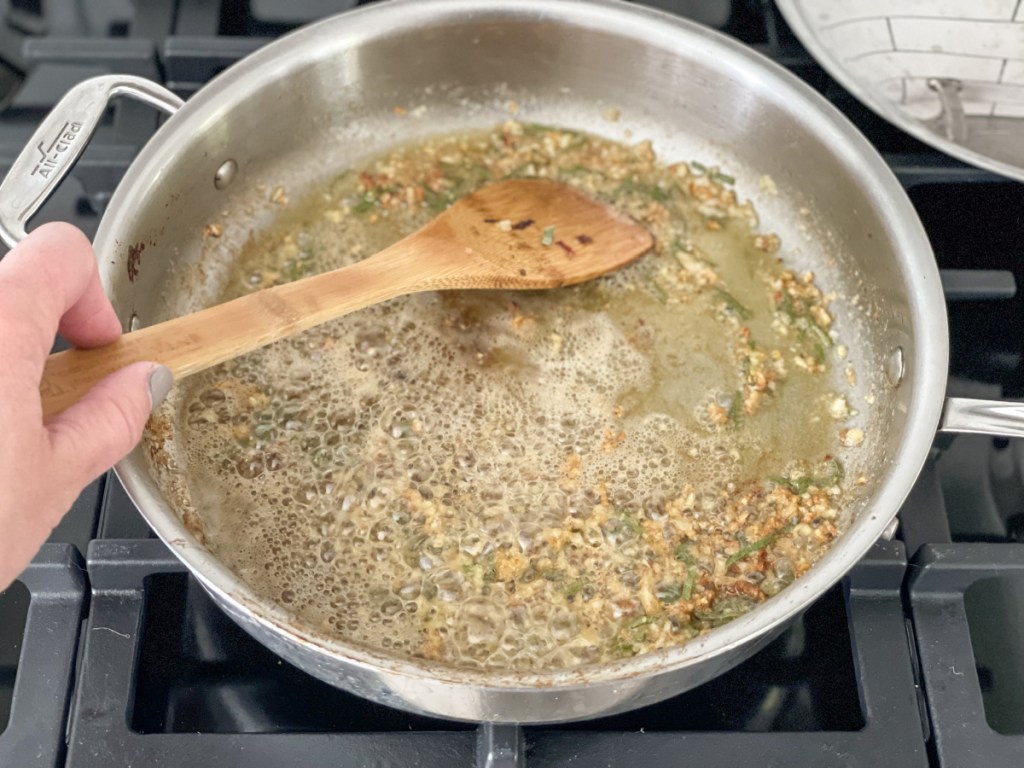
1 2 1023 766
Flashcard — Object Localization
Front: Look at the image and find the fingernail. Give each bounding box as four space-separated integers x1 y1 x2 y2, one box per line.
148 364 174 413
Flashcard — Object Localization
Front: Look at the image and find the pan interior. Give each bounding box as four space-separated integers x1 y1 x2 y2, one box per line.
104 0 941 690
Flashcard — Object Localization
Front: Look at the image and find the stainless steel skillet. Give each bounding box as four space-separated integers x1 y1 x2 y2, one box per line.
2 0 1023 723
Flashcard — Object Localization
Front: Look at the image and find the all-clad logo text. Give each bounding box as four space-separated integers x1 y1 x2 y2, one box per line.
31 121 83 178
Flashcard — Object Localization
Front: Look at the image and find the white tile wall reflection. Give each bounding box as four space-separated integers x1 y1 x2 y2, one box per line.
792 0 1024 119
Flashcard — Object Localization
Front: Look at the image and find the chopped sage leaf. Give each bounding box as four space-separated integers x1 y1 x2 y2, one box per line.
681 570 696 601
352 196 375 214
725 525 793 569
727 390 744 425
674 542 696 565
564 579 585 598
656 583 684 604
712 287 752 320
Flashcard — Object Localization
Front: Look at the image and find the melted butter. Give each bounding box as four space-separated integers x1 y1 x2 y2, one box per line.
155 125 851 671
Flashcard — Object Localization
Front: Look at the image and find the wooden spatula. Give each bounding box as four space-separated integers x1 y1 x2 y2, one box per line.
40 178 653 418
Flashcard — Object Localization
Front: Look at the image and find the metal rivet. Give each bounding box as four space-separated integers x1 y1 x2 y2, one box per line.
129 312 141 332
214 159 237 190
885 347 905 388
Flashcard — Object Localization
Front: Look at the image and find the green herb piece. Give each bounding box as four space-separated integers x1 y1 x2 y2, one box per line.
777 295 833 356
561 163 608 179
542 225 555 247
769 474 813 494
616 507 643 536
711 287 752 320
657 583 684 604
627 615 654 640
674 542 696 565
690 160 707 173
480 553 497 583
287 261 312 281
352 196 375 214
446 164 492 198
419 184 449 212
771 458 844 494
694 595 757 627
710 170 736 185
649 185 670 202
813 342 827 364
564 579 585 598
613 177 669 202
613 176 637 197
647 278 668 304
807 320 833 350
681 570 696 601
504 163 534 179
777 293 796 317
522 123 585 139
727 390 744 425
725 526 793 569
612 642 636 656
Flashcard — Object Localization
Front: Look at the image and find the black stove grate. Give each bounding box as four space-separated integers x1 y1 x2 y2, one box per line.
0 546 86 768
0 580 29 738
909 545 1024 767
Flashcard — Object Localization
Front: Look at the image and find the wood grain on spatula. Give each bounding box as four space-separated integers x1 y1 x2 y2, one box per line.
40 178 653 418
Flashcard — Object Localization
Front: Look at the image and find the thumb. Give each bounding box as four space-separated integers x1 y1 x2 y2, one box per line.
47 362 173 487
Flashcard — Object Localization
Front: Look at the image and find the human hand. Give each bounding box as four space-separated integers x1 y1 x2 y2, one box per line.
0 223 172 590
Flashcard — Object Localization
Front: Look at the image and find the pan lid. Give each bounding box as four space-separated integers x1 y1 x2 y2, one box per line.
775 0 1024 182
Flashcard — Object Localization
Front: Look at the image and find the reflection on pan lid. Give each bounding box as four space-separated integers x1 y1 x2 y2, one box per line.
775 0 1024 182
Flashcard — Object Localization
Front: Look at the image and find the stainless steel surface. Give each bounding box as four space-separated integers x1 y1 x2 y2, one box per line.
213 159 238 190
928 78 967 143
885 346 906 388
0 0 965 722
775 0 1024 183
0 74 182 247
939 269 1018 300
880 517 901 542
942 398 1024 438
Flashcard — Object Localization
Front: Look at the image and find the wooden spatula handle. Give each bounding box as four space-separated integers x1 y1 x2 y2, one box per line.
38 179 652 420
40 243 424 419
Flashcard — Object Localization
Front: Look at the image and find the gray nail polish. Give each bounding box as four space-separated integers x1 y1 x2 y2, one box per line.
148 365 174 412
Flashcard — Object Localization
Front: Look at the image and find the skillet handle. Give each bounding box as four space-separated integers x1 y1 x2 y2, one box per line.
0 74 183 248
940 397 1024 438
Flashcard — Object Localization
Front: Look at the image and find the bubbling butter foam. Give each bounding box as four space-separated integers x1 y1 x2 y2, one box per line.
153 124 854 671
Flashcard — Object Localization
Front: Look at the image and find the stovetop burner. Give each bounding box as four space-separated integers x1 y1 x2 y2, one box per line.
1 2 1023 767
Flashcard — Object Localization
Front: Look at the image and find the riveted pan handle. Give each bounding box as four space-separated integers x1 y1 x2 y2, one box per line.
941 398 1024 438
0 75 183 248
